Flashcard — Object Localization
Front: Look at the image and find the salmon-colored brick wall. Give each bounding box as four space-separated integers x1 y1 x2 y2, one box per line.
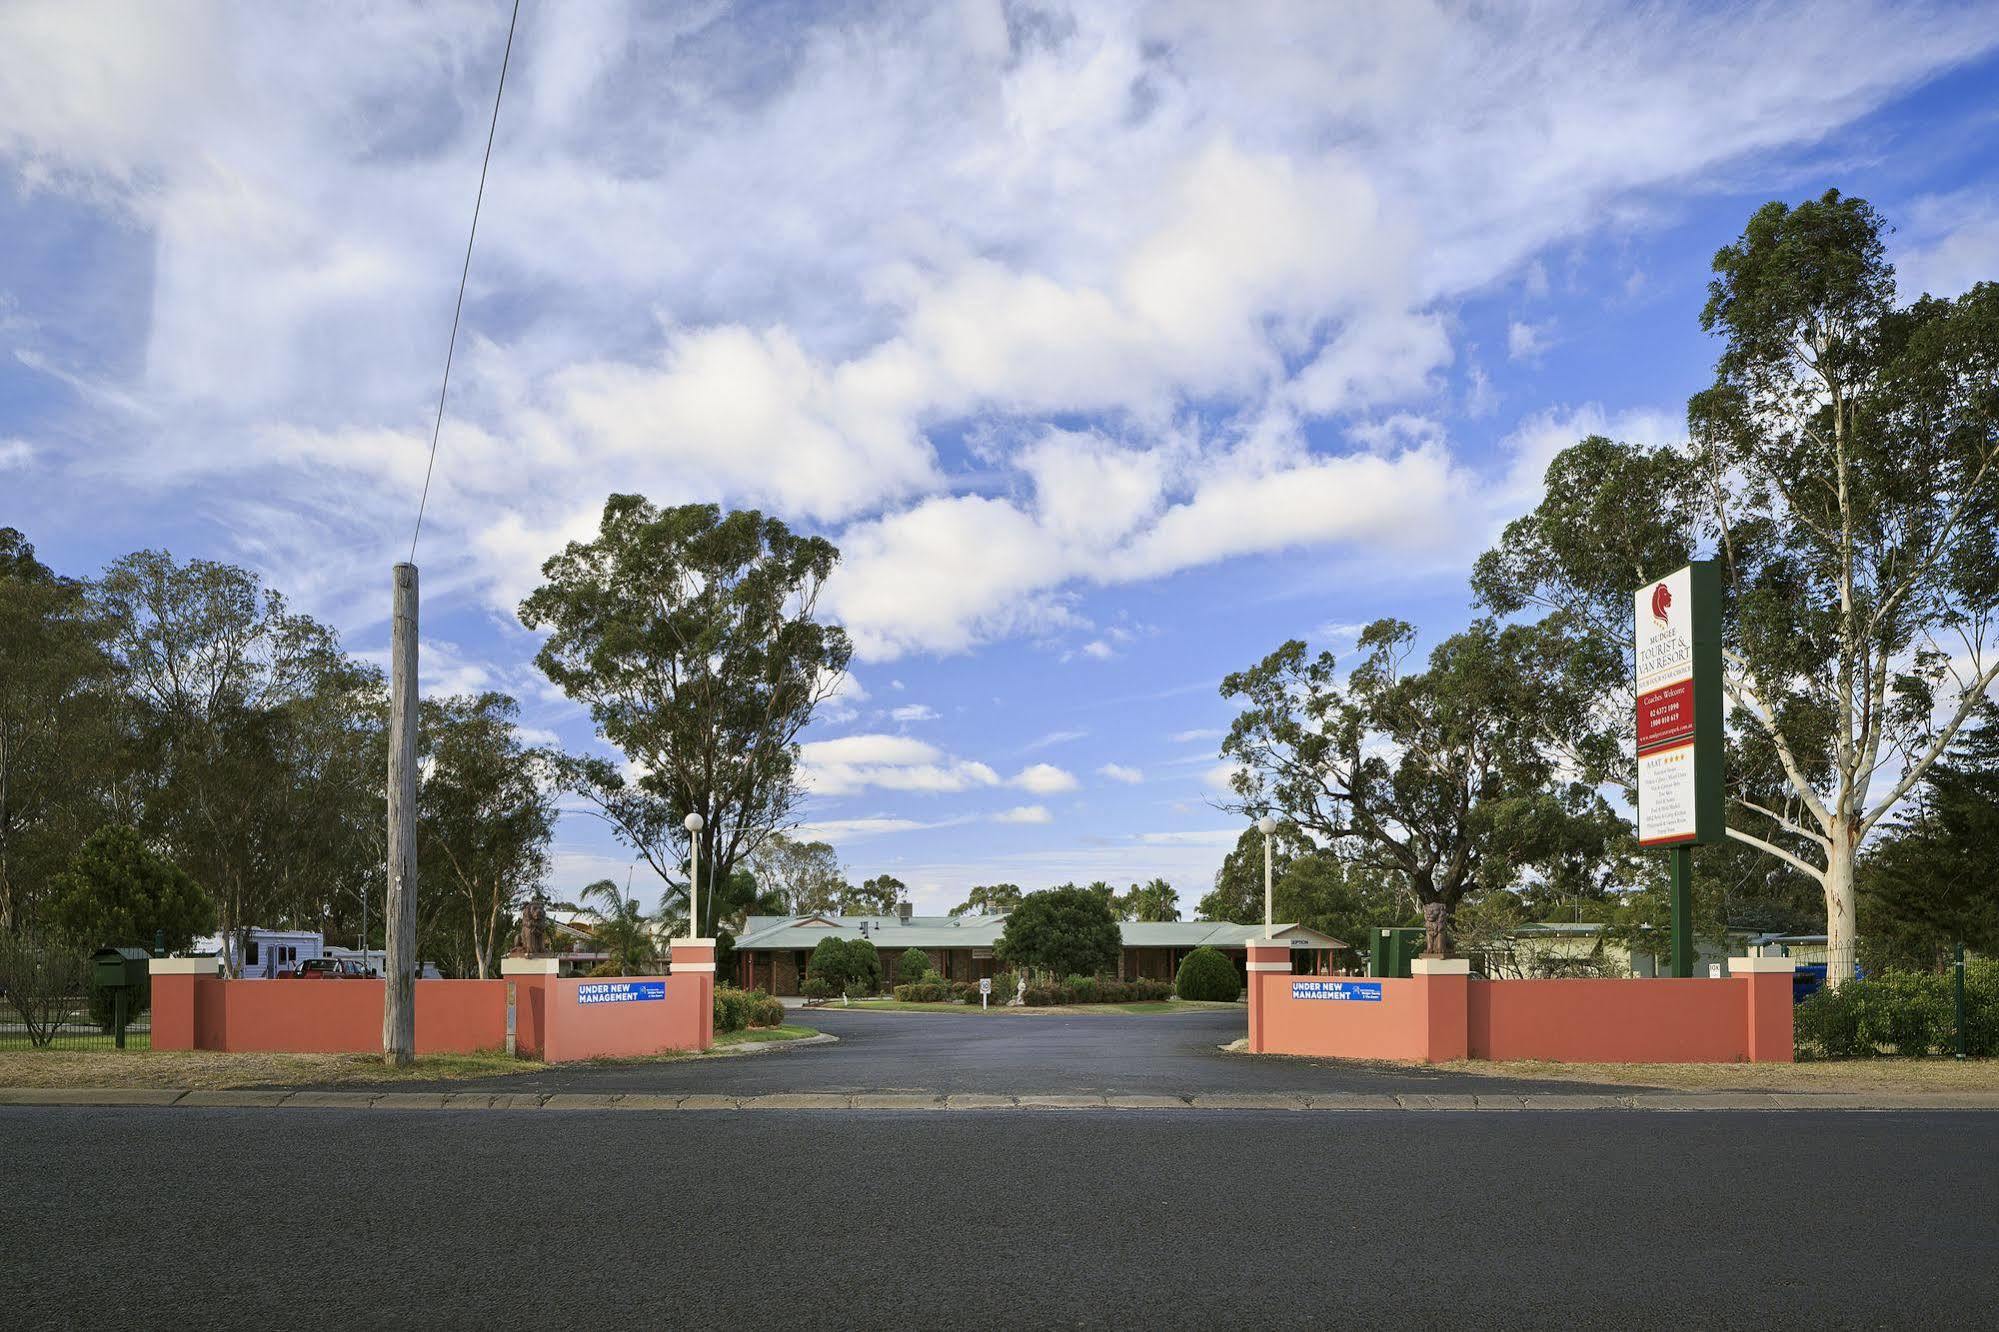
170 978 508 1055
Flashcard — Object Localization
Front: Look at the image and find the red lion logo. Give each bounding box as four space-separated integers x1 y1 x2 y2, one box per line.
1650 581 1672 627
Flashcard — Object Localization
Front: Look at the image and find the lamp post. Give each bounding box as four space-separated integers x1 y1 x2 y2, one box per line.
1256 815 1277 939
683 811 705 942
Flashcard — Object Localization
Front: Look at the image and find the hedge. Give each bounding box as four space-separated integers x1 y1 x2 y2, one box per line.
713 986 751 1034
1795 970 1998 1058
1175 947 1241 1002
746 990 786 1028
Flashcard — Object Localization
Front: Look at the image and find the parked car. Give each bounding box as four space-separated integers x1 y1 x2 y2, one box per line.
288 957 373 979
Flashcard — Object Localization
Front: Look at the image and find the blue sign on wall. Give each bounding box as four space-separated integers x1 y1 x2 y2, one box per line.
577 980 666 1005
1291 980 1383 1002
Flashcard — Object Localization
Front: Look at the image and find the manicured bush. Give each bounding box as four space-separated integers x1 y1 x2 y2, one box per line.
713 987 750 1034
1066 974 1100 1004
1132 978 1173 1002
1176 946 1241 1002
807 936 884 995
1095 979 1132 1004
1021 985 1055 1006
895 947 932 985
800 976 836 1002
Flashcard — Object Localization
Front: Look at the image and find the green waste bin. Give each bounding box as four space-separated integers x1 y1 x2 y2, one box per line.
1370 928 1424 979
91 947 151 1049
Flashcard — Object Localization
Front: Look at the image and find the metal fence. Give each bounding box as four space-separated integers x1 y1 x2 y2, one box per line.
0 990 153 1051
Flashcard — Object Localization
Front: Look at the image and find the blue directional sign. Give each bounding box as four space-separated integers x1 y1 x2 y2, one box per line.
1290 980 1382 1002
577 980 666 1005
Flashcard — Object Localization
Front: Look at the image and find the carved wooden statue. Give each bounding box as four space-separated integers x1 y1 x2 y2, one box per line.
1422 901 1449 959
516 894 549 957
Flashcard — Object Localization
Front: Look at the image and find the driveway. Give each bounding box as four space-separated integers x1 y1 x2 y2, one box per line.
358 1005 1616 1095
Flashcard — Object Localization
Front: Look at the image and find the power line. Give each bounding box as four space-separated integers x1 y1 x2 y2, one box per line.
408 0 522 564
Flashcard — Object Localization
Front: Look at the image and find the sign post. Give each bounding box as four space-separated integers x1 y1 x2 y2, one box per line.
1635 561 1724 977
979 976 991 1011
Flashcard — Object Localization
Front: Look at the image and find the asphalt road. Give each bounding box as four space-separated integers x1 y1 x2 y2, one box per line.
4 1106 1995 1329
364 1006 1618 1095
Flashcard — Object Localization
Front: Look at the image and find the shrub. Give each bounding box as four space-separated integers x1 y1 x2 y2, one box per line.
807 937 884 995
842 979 871 1000
1096 979 1131 1004
894 947 932 985
713 987 750 1034
586 959 621 978
1021 985 1055 1006
1795 971 1999 1059
747 992 786 1028
800 976 835 1002
1065 974 1100 1004
1132 978 1173 1002
1176 946 1241 1002
992 970 1019 1003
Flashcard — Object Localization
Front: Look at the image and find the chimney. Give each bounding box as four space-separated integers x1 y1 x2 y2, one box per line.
898 902 913 924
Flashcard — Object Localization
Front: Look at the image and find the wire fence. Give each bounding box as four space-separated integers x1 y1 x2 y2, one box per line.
0 989 153 1051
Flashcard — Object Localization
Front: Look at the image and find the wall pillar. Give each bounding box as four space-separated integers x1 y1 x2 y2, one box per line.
501 956 557 1059
147 956 221 1051
1733 956 1797 1063
1411 958 1471 1062
672 938 717 1051
1245 940 1291 1053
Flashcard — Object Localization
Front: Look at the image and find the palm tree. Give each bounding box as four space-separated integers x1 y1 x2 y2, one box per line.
579 878 660 975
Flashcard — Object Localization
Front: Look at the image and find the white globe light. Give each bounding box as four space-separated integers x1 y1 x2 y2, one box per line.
1256 815 1277 835
683 811 705 832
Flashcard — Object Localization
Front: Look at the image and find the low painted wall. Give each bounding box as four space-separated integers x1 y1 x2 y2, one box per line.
1246 941 1795 1064
159 977 507 1055
535 976 709 1063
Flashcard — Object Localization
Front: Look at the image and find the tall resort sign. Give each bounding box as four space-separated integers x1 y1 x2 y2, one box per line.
1635 562 1724 846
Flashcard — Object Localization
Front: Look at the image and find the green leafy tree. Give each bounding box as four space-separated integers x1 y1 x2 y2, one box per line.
46 825 213 951
1115 878 1180 922
839 874 905 914
750 834 844 916
522 497 851 937
420 693 555 978
1221 619 1615 946
0 529 123 933
96 550 367 976
1476 192 1999 976
1859 713 1999 968
804 936 881 993
995 885 1121 978
951 883 1023 916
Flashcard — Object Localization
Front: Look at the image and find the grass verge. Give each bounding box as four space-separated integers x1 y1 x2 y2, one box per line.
1428 1057 1999 1093
0 1025 819 1090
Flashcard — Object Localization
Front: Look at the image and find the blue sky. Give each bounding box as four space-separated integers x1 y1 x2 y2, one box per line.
4 2 1998 915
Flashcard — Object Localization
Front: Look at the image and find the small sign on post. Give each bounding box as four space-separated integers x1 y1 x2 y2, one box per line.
979 976 992 1010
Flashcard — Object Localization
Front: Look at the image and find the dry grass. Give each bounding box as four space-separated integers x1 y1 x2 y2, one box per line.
0 1025 820 1090
1432 1057 1999 1093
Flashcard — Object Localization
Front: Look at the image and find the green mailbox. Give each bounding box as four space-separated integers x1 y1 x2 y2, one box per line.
1369 928 1424 979
91 947 151 1049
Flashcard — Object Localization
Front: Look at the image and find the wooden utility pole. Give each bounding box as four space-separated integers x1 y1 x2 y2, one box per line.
383 562 419 1065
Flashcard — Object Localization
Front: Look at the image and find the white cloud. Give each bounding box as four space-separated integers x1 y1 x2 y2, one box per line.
1203 761 1244 794
0 439 34 470
1895 190 1999 300
1022 729 1088 751
1097 763 1143 784
1011 762 1080 795
1080 640 1115 660
889 703 939 723
1507 319 1552 363
799 734 1000 798
1170 728 1224 743
992 804 1052 825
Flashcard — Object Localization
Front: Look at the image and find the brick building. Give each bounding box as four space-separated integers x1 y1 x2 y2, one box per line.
731 906 1346 995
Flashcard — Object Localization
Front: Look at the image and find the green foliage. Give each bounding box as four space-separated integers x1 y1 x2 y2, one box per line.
892 980 954 1003
1175 947 1241 1002
800 976 836 1002
1859 718 1999 967
1115 878 1179 922
951 883 1023 916
750 834 845 916
1795 969 1997 1059
1065 974 1100 1003
520 497 852 938
805 936 881 994
1221 621 1613 940
995 886 1121 978
894 946 933 985
745 990 786 1028
580 879 659 976
47 825 212 952
713 986 751 1034
839 874 905 914
586 959 621 977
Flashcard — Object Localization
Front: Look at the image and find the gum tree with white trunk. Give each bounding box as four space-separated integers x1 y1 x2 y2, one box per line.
1476 191 1999 979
